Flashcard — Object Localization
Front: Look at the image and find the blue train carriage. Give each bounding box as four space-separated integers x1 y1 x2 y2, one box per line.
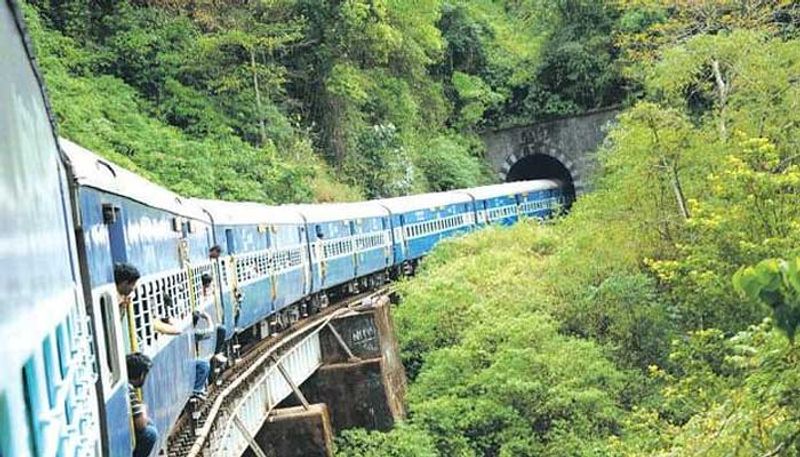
192 199 310 337
61 139 214 457
503 180 565 219
293 202 393 301
462 183 524 226
377 192 476 270
462 179 565 226
1 4 101 456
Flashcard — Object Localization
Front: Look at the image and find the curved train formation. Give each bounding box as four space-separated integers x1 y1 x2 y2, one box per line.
0 2 568 457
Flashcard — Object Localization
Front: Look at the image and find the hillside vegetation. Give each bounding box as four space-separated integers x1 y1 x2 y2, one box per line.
25 0 625 202
335 2 800 456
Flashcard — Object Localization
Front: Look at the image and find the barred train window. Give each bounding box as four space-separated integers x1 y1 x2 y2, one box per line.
42 336 57 408
22 359 41 455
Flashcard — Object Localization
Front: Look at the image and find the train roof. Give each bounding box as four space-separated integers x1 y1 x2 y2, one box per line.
290 201 390 223
60 138 208 221
376 191 473 214
192 199 305 225
462 179 562 200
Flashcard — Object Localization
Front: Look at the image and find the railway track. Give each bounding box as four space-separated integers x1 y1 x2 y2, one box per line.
166 285 394 457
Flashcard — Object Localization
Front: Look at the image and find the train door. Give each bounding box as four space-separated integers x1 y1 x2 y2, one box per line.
382 217 391 267
350 220 359 277
265 228 277 312
223 228 241 331
93 201 135 457
314 224 326 288
399 215 408 259
299 226 310 295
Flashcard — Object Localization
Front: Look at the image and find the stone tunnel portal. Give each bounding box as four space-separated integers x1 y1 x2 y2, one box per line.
505 153 576 207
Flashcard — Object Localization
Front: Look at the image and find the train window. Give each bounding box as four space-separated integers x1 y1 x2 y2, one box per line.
55 322 68 378
42 336 57 409
22 359 41 456
225 229 236 254
0 393 11 457
99 295 121 387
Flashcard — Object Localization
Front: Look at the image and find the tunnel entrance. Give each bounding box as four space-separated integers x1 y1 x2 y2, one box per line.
506 154 576 207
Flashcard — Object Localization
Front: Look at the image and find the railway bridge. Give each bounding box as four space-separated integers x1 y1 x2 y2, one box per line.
482 106 621 197
169 289 403 457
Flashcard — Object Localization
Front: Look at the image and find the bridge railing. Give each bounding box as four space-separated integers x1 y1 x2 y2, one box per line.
210 330 322 457
184 308 344 457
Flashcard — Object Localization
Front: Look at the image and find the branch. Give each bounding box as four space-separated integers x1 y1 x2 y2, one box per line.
711 59 729 141
771 153 800 173
761 426 800 457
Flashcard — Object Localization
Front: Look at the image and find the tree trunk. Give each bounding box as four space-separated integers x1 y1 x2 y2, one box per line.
250 48 267 147
711 59 728 141
668 162 690 220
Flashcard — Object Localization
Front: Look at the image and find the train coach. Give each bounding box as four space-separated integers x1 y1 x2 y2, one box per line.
192 199 310 338
377 191 476 269
292 202 394 300
464 179 565 226
1 3 100 456
62 140 216 457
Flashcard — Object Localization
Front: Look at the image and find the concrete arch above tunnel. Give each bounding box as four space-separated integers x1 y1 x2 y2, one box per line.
481 106 621 201
505 153 577 206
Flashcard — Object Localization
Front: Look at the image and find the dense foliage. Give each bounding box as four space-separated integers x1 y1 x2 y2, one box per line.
25 0 629 201
336 1 800 456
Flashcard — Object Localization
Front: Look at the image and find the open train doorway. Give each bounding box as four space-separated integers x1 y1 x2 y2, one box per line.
506 154 576 208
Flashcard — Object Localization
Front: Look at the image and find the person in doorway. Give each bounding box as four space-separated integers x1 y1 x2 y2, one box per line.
127 352 158 457
114 262 140 313
200 274 228 362
190 310 214 401
114 263 141 352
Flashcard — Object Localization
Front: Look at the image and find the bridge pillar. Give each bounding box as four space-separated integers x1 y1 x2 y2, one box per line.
287 296 407 432
243 404 334 457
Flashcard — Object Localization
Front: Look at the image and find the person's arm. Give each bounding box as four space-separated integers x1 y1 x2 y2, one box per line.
153 319 182 335
130 386 150 430
133 404 150 430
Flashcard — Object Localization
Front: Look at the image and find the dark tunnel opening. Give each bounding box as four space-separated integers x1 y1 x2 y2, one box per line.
506 154 576 208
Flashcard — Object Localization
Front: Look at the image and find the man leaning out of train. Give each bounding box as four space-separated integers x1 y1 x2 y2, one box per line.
114 263 141 353
127 353 158 457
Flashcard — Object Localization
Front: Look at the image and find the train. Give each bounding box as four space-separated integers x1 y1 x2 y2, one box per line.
0 2 567 457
